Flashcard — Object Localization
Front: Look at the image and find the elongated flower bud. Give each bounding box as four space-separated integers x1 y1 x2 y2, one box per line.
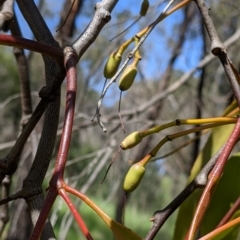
119 64 137 91
104 52 122 79
123 163 145 192
121 131 142 150
140 0 149 16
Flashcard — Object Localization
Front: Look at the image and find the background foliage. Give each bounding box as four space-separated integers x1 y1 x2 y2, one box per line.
1 0 240 239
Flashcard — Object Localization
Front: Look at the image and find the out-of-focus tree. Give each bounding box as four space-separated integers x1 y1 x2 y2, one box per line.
1 0 240 240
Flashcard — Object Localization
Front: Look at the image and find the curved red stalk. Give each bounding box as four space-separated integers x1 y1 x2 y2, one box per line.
59 189 93 240
50 47 78 183
30 47 81 239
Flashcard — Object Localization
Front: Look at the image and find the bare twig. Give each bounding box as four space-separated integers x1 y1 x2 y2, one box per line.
194 0 240 107
56 0 83 46
72 0 119 59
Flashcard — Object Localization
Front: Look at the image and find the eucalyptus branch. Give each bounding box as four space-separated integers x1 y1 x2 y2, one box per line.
29 47 78 240
72 0 119 59
58 189 93 240
16 0 58 46
198 216 240 240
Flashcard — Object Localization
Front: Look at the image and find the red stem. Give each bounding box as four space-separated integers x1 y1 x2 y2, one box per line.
59 189 94 240
29 48 78 239
51 48 78 183
0 34 63 60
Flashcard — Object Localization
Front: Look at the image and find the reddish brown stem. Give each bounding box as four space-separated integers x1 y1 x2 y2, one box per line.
0 34 63 60
29 47 78 239
51 47 78 183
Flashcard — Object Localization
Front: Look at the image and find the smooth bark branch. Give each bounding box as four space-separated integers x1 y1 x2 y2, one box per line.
14 0 63 180
72 0 119 60
194 0 240 107
219 56 240 107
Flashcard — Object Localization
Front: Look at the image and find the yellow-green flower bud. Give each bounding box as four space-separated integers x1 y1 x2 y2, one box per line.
140 0 149 16
119 64 137 91
120 131 142 150
104 52 122 79
123 163 145 192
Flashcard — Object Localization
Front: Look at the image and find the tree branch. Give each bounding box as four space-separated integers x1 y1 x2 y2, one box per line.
72 0 119 60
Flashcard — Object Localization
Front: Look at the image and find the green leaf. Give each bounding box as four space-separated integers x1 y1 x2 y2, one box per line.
70 188 143 240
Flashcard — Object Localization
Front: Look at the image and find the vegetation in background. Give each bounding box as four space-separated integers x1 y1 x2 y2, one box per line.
1 0 240 240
